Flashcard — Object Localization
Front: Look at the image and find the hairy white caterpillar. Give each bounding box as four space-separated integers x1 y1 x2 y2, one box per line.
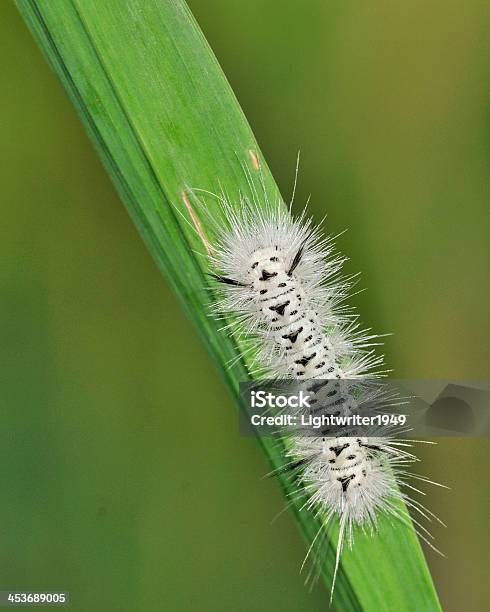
183 157 444 596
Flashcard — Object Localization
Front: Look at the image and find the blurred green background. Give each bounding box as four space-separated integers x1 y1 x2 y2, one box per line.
1 0 488 610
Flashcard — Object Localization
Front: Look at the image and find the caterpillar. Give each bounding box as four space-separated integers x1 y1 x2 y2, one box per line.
183 155 443 596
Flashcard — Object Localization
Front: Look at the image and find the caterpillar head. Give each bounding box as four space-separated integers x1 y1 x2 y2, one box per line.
247 247 286 282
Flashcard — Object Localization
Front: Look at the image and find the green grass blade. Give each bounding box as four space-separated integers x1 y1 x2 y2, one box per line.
15 0 441 609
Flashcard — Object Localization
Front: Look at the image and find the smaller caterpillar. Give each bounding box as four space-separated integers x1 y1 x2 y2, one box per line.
182 157 444 594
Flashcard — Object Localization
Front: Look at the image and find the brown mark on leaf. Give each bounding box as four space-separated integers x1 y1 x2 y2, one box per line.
248 149 260 170
181 190 213 257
